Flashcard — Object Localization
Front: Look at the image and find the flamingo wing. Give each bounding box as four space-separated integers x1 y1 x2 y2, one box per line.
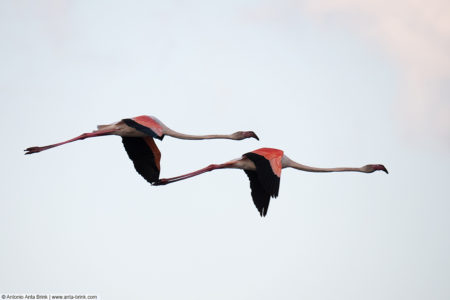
122 137 161 184
243 151 281 217
244 170 271 216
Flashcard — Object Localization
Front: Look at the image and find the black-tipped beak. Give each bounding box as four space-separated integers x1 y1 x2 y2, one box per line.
380 165 388 174
249 131 259 141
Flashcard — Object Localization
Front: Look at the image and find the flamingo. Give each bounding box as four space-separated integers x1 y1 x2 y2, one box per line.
24 115 259 184
153 148 388 216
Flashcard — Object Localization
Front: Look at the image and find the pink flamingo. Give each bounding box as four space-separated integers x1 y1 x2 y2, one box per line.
25 115 258 184
154 148 388 216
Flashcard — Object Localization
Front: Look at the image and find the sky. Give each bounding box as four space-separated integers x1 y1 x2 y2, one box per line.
1 0 449 299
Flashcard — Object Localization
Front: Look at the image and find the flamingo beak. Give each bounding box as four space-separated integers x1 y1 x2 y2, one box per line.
246 131 259 141
377 164 388 174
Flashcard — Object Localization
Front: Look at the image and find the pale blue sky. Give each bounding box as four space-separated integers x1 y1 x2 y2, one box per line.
1 1 449 299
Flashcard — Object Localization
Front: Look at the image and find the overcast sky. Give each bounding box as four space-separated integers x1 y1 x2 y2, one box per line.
1 1 449 299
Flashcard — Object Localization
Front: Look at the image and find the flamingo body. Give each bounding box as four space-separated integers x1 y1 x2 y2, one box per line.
243 148 284 216
122 115 164 139
119 116 164 183
248 148 283 176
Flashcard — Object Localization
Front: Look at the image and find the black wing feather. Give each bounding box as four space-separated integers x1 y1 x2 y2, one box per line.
122 137 160 184
244 170 271 216
243 152 281 217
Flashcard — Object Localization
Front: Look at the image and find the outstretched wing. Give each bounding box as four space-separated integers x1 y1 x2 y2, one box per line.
122 137 161 184
244 170 271 217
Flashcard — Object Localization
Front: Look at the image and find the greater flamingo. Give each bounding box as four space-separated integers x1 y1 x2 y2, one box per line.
24 115 258 184
154 148 388 216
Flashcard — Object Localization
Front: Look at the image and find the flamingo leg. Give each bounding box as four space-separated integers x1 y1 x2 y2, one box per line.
24 129 117 155
153 161 238 186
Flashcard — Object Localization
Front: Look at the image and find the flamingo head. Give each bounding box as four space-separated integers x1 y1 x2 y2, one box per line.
362 164 389 174
232 131 259 140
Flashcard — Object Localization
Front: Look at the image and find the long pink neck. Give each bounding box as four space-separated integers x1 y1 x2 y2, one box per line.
284 157 363 173
164 129 233 140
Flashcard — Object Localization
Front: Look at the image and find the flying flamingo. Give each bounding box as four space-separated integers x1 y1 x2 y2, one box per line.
24 115 259 184
153 147 388 216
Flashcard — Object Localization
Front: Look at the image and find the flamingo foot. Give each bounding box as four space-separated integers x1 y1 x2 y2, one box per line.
24 145 55 155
